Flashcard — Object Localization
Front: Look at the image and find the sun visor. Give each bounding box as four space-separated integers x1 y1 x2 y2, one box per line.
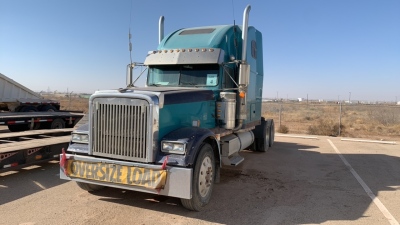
144 48 224 65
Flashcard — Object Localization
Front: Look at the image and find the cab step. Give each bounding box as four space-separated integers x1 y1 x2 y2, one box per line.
222 153 244 166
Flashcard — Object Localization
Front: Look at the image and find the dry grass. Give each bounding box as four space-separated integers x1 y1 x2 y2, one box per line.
50 95 400 141
263 102 400 141
52 96 90 113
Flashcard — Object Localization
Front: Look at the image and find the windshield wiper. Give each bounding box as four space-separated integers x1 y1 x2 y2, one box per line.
148 83 161 87
180 81 197 86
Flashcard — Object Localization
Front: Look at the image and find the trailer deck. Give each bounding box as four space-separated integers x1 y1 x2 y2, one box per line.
0 111 83 125
0 128 73 171
0 111 84 131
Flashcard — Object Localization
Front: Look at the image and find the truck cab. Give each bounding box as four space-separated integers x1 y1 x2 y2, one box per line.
60 5 274 211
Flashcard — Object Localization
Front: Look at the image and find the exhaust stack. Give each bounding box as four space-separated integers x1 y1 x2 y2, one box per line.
159 16 164 44
233 5 251 130
241 5 251 63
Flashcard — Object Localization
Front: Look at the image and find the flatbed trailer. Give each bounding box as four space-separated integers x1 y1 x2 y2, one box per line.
0 111 84 132
0 128 73 171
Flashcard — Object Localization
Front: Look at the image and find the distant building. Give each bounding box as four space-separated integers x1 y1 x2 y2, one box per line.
397 101 400 105
298 98 304 102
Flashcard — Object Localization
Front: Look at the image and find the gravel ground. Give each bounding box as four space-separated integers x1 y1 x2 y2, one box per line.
0 135 399 225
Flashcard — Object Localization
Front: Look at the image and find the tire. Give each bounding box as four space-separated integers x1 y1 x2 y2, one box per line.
181 143 215 211
49 118 65 129
269 120 275 147
253 118 270 152
39 105 57 112
14 106 23 112
7 123 40 131
8 124 28 132
76 182 104 192
19 106 38 112
29 122 41 130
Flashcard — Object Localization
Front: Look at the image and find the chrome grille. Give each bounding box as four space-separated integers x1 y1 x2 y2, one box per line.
91 98 151 162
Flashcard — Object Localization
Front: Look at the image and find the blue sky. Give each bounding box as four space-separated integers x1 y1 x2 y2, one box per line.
1 0 399 102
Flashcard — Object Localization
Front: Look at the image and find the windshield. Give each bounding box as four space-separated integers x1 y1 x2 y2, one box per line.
147 64 219 87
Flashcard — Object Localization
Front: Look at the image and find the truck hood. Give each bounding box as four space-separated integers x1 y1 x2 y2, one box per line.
93 87 215 108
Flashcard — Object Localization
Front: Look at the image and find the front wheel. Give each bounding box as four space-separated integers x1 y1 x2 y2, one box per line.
181 143 215 211
76 182 104 192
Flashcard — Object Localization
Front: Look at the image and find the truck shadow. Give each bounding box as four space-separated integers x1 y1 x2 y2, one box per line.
88 140 400 224
0 161 68 205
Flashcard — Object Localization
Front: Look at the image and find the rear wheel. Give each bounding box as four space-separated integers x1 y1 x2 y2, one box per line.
76 182 104 192
181 143 215 211
269 120 275 147
252 118 270 152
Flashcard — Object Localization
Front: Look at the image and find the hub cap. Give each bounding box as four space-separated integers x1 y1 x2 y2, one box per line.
198 156 213 197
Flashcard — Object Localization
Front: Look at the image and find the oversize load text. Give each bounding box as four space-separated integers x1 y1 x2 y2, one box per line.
67 160 167 189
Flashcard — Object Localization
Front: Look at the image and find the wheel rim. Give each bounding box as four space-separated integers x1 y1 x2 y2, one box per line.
198 155 213 197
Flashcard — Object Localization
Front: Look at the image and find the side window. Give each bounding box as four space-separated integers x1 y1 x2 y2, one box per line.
223 66 235 88
251 40 257 59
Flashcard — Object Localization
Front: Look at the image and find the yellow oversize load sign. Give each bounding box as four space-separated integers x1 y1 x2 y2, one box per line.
67 160 167 189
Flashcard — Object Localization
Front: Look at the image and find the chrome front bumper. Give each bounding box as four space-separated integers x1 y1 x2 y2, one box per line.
60 154 192 199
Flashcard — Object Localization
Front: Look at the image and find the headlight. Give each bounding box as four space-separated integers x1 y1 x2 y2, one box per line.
71 133 89 143
161 141 186 154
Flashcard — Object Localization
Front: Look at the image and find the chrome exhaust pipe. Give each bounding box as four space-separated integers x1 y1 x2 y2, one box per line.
234 5 252 129
241 5 251 62
159 16 164 44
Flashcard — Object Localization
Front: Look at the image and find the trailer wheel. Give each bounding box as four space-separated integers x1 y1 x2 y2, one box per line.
49 118 65 129
14 106 23 112
76 182 104 192
39 105 57 112
20 106 38 112
181 143 215 211
7 124 28 132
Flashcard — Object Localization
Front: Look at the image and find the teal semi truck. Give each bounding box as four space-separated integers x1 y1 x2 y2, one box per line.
60 5 274 211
